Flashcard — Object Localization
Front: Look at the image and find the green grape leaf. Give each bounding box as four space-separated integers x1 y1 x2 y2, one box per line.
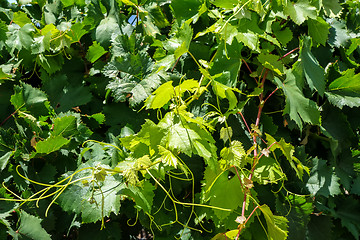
306 158 341 197
253 157 285 184
0 68 11 82
257 53 284 75
35 135 71 154
331 197 360 239
31 34 51 54
275 195 313 240
259 204 288 240
158 145 178 168
211 81 239 110
266 134 309 179
58 163 125 223
42 73 92 112
37 54 64 75
307 17 330 46
10 83 50 117
67 22 88 43
274 69 321 129
105 52 164 107
210 0 238 9
87 113 106 124
208 170 244 220
120 120 166 158
272 22 293 46
307 215 333 240
6 23 35 54
219 127 232 143
119 181 155 213
170 0 202 24
329 68 360 92
300 36 325 96
284 0 317 25
0 151 12 172
16 211 51 240
220 140 246 168
209 40 243 87
52 115 77 138
158 112 217 170
86 41 108 63
0 20 7 43
12 11 32 27
326 68 360 109
163 22 193 59
328 19 351 48
145 81 174 109
95 16 120 48
323 0 342 17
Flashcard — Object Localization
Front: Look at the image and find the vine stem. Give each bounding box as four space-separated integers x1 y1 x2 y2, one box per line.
278 47 299 61
235 206 259 240
237 69 269 239
0 103 25 127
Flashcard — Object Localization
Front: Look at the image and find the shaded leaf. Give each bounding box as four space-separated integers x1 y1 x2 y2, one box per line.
306 158 341 197
119 181 155 213
300 36 325 96
17 211 51 240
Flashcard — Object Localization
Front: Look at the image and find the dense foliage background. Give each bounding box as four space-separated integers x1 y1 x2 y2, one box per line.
0 0 360 239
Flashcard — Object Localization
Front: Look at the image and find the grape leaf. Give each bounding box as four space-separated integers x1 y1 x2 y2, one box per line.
259 204 288 240
210 0 238 9
275 195 312 240
266 134 309 179
332 197 360 239
67 22 88 43
170 0 202 24
95 16 120 48
306 215 333 240
0 151 12 172
12 11 32 27
6 23 35 54
163 22 193 59
119 181 155 213
86 41 108 63
274 69 321 129
52 115 77 137
208 170 244 220
58 163 125 223
257 53 284 75
284 0 317 25
327 19 351 48
307 17 330 46
272 22 293 46
306 158 341 197
253 157 284 184
35 135 71 154
326 68 360 109
16 211 51 240
158 112 217 170
10 83 50 117
300 36 325 96
323 0 342 17
105 52 164 107
209 40 243 87
220 140 246 168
